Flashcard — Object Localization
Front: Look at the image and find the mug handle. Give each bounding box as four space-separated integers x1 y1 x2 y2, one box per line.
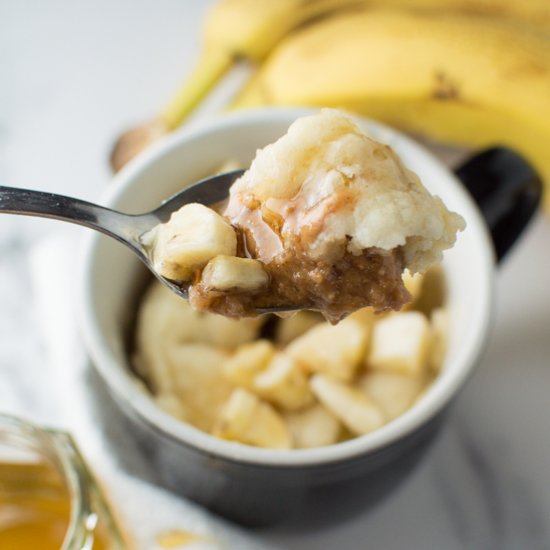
454 147 543 263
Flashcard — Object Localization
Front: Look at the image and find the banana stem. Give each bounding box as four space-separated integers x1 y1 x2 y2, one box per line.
159 49 234 131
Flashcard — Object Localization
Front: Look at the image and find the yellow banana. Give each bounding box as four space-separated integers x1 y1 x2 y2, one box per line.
231 10 550 212
161 0 370 130
112 0 550 171
162 0 550 129
360 0 550 30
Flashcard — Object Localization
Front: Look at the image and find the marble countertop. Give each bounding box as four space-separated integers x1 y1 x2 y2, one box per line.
1 1 549 548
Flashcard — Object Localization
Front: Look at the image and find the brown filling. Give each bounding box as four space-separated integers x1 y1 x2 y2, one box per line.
189 238 409 324
188 192 411 323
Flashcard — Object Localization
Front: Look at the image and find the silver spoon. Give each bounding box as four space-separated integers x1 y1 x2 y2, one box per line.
0 171 295 315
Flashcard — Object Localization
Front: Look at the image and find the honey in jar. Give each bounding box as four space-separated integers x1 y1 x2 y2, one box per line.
0 415 128 550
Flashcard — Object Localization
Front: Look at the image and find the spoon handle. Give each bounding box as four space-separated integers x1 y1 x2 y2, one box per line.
0 186 149 247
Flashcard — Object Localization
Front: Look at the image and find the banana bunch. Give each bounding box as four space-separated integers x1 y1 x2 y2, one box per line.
231 9 550 211
115 0 550 211
162 0 549 129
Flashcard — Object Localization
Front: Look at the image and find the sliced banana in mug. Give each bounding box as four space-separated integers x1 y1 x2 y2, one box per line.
402 269 424 307
213 388 292 449
429 307 449 372
222 339 275 388
358 371 425 421
167 344 233 432
154 392 188 422
368 311 431 376
274 311 323 346
253 353 313 411
284 404 341 449
287 318 369 381
310 374 385 435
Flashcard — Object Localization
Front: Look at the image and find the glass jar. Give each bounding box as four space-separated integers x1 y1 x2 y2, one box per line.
0 414 128 549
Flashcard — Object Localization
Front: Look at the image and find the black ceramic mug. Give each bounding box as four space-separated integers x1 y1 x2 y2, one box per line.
79 109 541 526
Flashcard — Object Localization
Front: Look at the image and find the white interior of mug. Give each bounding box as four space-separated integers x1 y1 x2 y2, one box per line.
78 108 494 466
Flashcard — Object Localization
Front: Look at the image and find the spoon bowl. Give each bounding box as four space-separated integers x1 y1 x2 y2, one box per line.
0 170 299 314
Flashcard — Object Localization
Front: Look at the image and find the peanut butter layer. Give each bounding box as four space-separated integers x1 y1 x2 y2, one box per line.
189 240 410 323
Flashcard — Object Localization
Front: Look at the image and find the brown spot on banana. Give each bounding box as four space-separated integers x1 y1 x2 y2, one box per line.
433 71 460 100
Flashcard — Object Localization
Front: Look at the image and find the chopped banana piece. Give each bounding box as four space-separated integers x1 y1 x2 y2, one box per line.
284 404 341 448
429 307 449 372
414 265 446 315
368 311 431 376
213 389 291 449
287 318 369 381
151 203 237 281
214 389 256 438
402 269 424 307
254 353 313 411
310 374 385 435
135 282 262 392
222 340 275 388
201 255 269 292
154 392 187 421
348 307 377 328
275 311 323 346
358 372 425 421
167 344 233 432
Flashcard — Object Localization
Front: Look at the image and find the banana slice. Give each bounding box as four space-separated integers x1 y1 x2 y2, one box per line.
402 269 424 307
253 353 313 411
154 392 187 421
222 339 275 388
287 318 369 381
358 372 425 421
310 374 385 435
275 311 323 346
201 255 269 292
284 404 341 449
134 282 263 393
429 307 449 372
348 306 378 328
368 311 431 376
150 203 237 281
167 344 233 432
213 389 291 449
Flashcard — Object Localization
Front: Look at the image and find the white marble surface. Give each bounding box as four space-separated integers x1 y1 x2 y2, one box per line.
1 1 550 549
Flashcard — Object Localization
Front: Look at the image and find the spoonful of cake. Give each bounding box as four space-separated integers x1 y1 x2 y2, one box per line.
0 110 465 322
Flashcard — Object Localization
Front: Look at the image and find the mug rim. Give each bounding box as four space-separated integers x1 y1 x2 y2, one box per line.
78 107 495 467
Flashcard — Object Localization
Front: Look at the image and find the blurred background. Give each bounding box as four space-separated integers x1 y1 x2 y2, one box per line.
1 1 549 548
